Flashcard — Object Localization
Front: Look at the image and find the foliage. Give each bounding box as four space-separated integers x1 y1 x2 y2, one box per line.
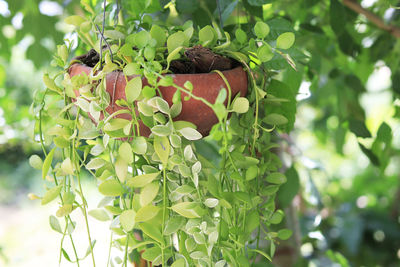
30 0 302 266
0 0 399 266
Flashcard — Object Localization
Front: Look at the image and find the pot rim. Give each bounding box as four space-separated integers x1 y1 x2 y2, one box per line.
68 62 247 78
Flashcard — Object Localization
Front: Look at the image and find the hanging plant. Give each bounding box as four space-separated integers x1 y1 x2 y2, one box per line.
31 0 298 266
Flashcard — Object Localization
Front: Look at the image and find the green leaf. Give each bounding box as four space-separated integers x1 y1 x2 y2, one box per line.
139 222 164 245
169 134 182 148
235 28 247 44
204 198 219 208
124 63 141 76
135 205 160 222
151 125 172 136
276 32 295 49
278 166 300 208
257 45 274 62
264 113 288 125
246 210 260 234
164 216 186 235
254 21 270 39
167 46 183 65
154 135 170 165
185 238 197 252
115 157 128 182
56 204 73 217
266 172 287 184
89 209 110 221
41 185 62 205
249 249 272 262
104 30 125 40
80 21 91 33
178 128 202 140
64 15 85 26
377 122 392 143
61 157 74 175
167 31 186 54
142 246 162 262
171 258 186 267
98 180 124 196
140 182 159 206
213 103 227 121
132 137 147 154
42 148 55 180
349 119 371 138
104 118 131 131
86 158 106 170
199 25 216 47
120 209 136 232
184 145 193 161
190 251 206 259
171 202 201 218
43 74 61 93
192 161 201 174
127 172 160 188
278 229 293 240
62 192 75 205
125 76 142 103
144 46 155 61
264 80 296 132
246 165 258 181
330 0 346 35
215 88 227 104
49 215 62 234
178 165 191 177
193 233 206 244
155 97 170 114
231 97 249 113
75 97 90 112
150 25 167 47
62 248 72 262
358 143 380 166
134 31 150 48
29 155 43 170
57 44 68 64
174 121 197 131
270 210 284 224
119 142 133 164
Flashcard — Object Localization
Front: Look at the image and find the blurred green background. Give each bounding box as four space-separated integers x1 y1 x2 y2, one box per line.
1 0 400 266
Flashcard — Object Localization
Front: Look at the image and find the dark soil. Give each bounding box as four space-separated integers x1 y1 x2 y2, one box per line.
74 49 99 68
74 45 238 74
184 45 234 73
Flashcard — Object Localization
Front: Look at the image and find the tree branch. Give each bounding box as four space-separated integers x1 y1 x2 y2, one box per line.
342 0 400 38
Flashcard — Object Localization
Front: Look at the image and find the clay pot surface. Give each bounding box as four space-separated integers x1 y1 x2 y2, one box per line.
69 63 248 136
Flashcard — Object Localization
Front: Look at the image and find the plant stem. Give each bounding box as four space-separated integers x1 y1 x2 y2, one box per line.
106 232 113 267
69 232 80 266
123 234 130 267
161 168 167 266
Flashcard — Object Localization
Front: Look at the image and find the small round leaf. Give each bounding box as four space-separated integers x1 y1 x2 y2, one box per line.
276 32 295 50
254 21 270 39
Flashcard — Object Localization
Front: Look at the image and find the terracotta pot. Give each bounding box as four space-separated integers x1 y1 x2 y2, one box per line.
68 63 248 136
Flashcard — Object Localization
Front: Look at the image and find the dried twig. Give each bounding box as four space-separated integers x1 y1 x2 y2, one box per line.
342 0 400 38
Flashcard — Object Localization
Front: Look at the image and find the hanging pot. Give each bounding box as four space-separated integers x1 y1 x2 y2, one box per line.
68 62 248 137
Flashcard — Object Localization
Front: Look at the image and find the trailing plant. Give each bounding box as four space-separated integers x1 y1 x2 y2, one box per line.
30 1 300 266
